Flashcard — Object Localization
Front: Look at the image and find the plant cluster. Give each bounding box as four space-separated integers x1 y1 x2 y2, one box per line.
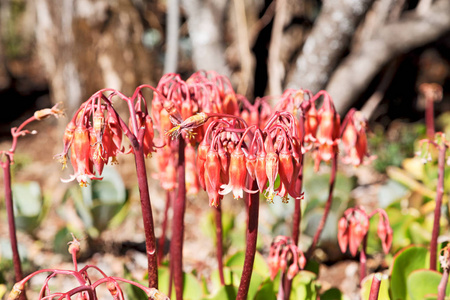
2 72 449 300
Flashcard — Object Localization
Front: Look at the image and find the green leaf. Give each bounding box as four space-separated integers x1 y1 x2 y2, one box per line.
390 246 429 300
407 269 449 300
209 267 237 295
157 265 203 300
290 271 318 300
321 287 347 300
225 251 269 277
360 273 390 300
202 285 238 300
91 166 126 204
12 181 42 216
253 281 276 300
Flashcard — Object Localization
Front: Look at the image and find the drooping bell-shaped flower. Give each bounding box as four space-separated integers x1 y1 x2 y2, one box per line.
348 210 369 256
338 207 369 256
265 145 279 203
204 147 222 206
255 150 267 193
303 101 319 147
197 140 210 190
341 110 370 166
377 211 393 254
338 217 349 254
89 131 105 176
102 114 122 165
63 124 101 186
219 146 248 199
315 96 340 169
279 146 294 187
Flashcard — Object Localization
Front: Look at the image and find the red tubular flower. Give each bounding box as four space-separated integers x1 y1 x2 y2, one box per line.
279 147 294 187
142 115 156 157
315 96 340 169
89 132 105 176
197 140 210 190
204 147 222 206
338 207 369 256
341 110 370 166
267 236 306 281
217 142 230 184
255 150 268 193
102 115 122 165
338 217 349 254
57 121 76 168
348 211 369 256
219 146 248 199
303 101 318 146
265 149 279 203
377 212 393 254
246 154 256 180
63 124 101 186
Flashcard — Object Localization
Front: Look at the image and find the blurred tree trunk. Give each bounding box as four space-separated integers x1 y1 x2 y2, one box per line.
32 0 156 115
327 0 450 113
181 0 231 77
286 0 375 95
285 0 450 113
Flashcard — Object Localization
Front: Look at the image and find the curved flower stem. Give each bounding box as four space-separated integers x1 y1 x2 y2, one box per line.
237 180 259 300
277 272 286 300
307 152 338 258
438 266 449 300
133 146 158 288
215 203 225 285
284 165 303 300
171 138 186 300
368 273 382 300
430 144 447 270
292 163 304 246
360 235 368 284
2 155 26 300
158 191 172 265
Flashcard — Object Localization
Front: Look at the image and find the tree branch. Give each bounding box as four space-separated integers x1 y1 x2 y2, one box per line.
328 0 450 113
286 0 375 93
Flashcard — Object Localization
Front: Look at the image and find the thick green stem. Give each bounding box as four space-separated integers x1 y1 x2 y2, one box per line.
430 144 446 270
236 180 259 300
133 147 158 288
171 138 186 300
